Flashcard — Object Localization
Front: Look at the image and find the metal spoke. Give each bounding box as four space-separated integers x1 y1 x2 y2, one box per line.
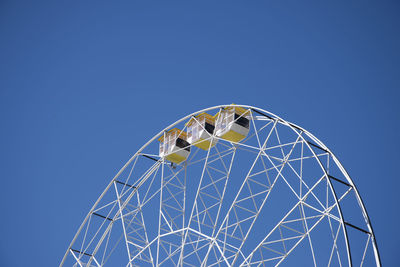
61 105 380 267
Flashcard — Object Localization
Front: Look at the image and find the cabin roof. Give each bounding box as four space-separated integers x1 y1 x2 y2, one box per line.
213 105 250 119
158 128 187 142
186 112 215 126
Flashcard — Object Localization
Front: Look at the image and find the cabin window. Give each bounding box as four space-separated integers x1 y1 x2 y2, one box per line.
205 122 215 134
167 136 174 152
188 123 200 141
159 142 164 155
216 110 232 131
176 138 190 152
234 113 249 128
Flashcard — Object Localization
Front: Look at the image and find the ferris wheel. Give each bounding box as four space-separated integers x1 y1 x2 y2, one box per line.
61 104 381 267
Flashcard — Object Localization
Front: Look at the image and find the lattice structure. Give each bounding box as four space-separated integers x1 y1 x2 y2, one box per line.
61 105 381 267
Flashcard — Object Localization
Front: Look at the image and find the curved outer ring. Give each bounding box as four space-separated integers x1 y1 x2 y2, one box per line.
60 104 381 267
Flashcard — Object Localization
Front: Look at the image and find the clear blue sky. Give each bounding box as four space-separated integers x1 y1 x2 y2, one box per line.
0 1 399 266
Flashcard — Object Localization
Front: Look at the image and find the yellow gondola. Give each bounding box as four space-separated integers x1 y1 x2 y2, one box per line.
158 128 190 164
186 112 217 150
215 105 250 143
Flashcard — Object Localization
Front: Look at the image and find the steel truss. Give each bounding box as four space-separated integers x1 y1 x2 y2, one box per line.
61 105 381 267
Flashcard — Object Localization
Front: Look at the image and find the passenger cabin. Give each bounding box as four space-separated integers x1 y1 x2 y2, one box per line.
215 106 250 143
159 128 190 164
186 112 217 150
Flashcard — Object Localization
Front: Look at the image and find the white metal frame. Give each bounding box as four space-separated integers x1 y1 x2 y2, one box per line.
60 105 381 267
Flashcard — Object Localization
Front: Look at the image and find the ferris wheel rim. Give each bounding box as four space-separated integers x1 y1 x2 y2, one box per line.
60 104 381 267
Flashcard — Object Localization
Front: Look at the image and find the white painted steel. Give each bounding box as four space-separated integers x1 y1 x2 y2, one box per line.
61 105 381 267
